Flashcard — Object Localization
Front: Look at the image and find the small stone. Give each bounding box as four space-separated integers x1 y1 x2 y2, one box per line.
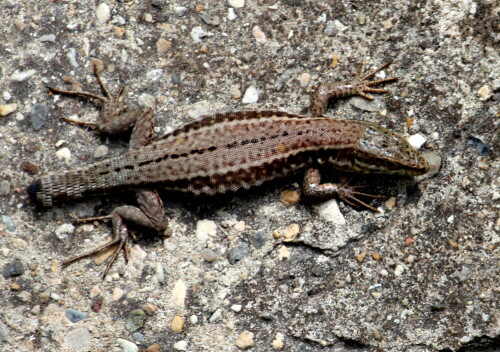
128 245 147 276
324 20 347 36
242 86 259 104
2 260 24 278
233 221 245 232
350 96 383 111
96 3 111 24
117 338 139 352
190 315 198 324
171 315 183 333
356 252 366 263
385 197 396 210
381 18 393 29
184 100 211 119
142 303 157 316
317 199 346 224
372 329 382 340
371 252 381 261
55 223 74 240
190 26 213 43
195 219 217 242
227 7 237 20
112 287 124 301
138 93 156 108
171 280 187 307
30 104 48 131
282 223 300 242
299 73 311 87
0 321 10 342
235 330 254 349
209 309 222 323
380 269 389 276
173 340 188 351
252 230 267 249
231 304 242 312
394 264 405 276
272 332 284 350
13 18 25 31
173 6 188 16
146 343 161 352
156 38 172 54
93 145 109 158
65 308 88 323
199 11 220 27
228 0 245 8
56 148 72 162
0 104 17 117
227 240 250 264
407 134 427 149
144 13 153 22
466 135 489 156
448 239 458 248
132 332 143 341
11 69 36 82
279 190 300 206
201 248 218 262
2 91 12 101
125 309 147 332
112 26 125 37
65 328 91 351
477 84 492 101
39 34 56 43
252 26 267 43
0 180 10 196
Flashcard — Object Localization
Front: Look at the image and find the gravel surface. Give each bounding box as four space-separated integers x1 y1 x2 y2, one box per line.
1 1 499 351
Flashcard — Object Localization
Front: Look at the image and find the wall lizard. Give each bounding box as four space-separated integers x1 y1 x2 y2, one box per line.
28 62 429 279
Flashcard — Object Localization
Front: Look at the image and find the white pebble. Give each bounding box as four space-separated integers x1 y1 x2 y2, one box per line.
190 26 213 43
252 26 267 43
394 264 405 276
67 48 79 68
173 340 188 351
173 6 188 16
209 309 222 323
227 8 237 20
242 86 258 104
316 199 346 225
56 147 72 162
55 223 75 240
11 69 36 82
195 219 217 242
2 92 12 101
116 338 138 352
189 315 198 324
228 0 245 8
231 304 242 312
407 134 427 150
96 3 111 24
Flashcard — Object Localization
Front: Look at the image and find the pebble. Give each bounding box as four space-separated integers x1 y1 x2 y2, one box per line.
234 220 246 232
190 26 213 43
96 3 111 24
231 304 242 312
93 145 109 158
112 287 124 301
13 18 25 31
56 148 72 162
0 180 10 196
195 219 217 242
466 135 489 156
125 309 147 332
282 223 300 242
171 315 183 333
156 38 171 54
228 0 245 8
39 34 56 43
299 73 311 87
209 309 222 323
235 330 255 349
279 190 300 206
65 308 88 323
2 260 24 278
184 101 211 119
324 20 348 36
173 340 188 351
252 230 267 249
146 69 163 82
477 84 492 101
199 11 220 27
350 96 383 112
380 269 389 276
252 26 267 43
227 7 237 20
201 248 218 262
407 134 427 149
171 279 187 307
132 332 143 341
316 199 346 225
67 48 79 68
242 86 258 104
356 252 366 263
227 240 249 264
2 91 12 101
394 264 405 276
55 223 75 240
0 215 14 231
65 327 91 350
0 321 10 342
117 338 139 352
173 6 188 16
30 104 48 131
0 103 17 117
272 332 284 350
11 69 36 82
142 303 157 316
190 315 198 324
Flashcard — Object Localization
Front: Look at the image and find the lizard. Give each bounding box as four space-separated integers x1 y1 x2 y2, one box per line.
27 61 429 279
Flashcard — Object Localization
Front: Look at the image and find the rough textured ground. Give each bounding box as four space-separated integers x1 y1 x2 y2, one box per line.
0 1 499 351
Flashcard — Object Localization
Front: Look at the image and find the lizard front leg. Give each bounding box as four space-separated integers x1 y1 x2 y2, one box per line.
49 63 166 279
